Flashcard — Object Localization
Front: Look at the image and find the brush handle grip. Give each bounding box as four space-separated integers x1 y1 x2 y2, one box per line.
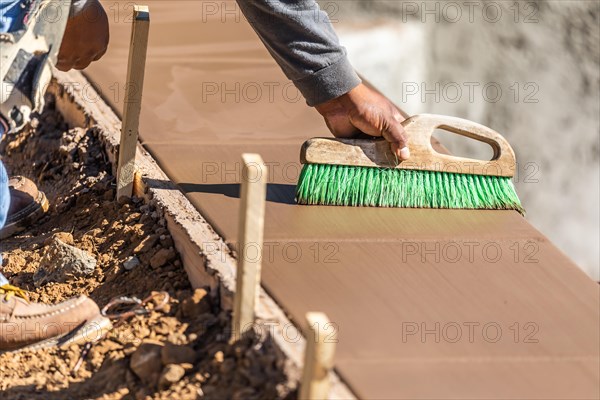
401 114 516 177
300 114 516 177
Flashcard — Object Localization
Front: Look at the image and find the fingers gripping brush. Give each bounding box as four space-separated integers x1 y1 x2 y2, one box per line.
296 114 524 213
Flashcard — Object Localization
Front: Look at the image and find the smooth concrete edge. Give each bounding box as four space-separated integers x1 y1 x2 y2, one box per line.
48 68 357 400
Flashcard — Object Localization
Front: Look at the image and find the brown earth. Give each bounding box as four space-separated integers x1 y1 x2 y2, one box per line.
0 97 291 400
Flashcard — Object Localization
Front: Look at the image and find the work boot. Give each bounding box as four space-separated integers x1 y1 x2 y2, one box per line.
0 176 49 240
0 284 112 353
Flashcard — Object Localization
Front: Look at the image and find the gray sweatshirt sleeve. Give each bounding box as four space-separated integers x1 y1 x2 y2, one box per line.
235 0 361 106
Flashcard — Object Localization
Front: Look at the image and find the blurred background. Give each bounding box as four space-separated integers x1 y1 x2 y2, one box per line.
321 0 600 280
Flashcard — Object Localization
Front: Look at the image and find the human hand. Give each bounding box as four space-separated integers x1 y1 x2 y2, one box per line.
314 83 410 160
56 0 109 71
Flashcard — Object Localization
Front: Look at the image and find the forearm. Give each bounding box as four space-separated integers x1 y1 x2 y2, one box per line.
235 0 361 106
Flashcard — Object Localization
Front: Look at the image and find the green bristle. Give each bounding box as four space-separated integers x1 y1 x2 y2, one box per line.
296 163 524 213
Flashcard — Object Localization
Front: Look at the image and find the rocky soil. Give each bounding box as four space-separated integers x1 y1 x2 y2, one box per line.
0 98 292 399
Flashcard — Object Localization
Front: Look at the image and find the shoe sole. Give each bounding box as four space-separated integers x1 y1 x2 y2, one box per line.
1 314 113 354
0 189 49 240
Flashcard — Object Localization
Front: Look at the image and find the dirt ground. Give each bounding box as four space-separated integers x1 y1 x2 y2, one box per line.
0 98 292 399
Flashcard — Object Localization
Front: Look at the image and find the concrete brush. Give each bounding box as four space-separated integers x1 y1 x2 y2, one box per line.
296 114 524 213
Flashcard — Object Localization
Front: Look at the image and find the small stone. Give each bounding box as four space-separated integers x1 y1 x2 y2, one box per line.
134 234 159 254
33 237 96 287
181 288 211 318
150 248 176 269
44 232 74 246
123 256 141 271
158 364 186 388
161 343 196 365
194 372 206 383
161 303 172 314
126 212 142 223
129 340 164 386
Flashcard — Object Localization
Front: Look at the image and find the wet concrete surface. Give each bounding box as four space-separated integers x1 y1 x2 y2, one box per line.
86 2 600 398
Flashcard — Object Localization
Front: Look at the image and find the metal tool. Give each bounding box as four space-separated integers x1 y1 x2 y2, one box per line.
101 291 170 327
71 291 170 375
0 0 72 133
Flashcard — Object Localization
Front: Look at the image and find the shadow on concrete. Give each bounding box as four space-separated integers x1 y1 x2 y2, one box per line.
177 182 297 205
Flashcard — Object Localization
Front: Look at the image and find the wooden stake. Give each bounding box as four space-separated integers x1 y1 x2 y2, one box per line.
231 154 267 342
300 312 337 400
116 5 150 199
